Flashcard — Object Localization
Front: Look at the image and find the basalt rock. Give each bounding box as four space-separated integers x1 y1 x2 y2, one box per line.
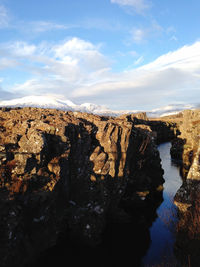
155 110 200 208
167 110 200 170
169 110 200 209
164 110 200 265
120 113 178 144
0 108 164 267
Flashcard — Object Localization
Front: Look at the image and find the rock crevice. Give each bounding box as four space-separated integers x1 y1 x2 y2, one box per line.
0 108 165 267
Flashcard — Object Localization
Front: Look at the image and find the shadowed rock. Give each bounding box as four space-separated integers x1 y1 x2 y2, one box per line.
0 108 164 267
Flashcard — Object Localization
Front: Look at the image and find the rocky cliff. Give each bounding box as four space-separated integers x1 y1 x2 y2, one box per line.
167 110 200 210
117 113 178 144
161 110 200 265
0 108 165 267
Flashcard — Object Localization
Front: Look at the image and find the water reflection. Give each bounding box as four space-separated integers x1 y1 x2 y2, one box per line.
142 142 182 266
29 143 178 267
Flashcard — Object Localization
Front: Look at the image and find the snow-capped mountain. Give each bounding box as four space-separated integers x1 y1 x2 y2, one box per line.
0 95 198 118
0 95 118 115
148 103 197 117
0 95 136 116
0 95 77 110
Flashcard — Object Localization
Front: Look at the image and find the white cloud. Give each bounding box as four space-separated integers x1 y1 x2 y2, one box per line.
1 38 200 110
111 0 150 13
0 5 9 28
0 5 72 34
54 38 95 55
129 20 163 43
71 41 200 108
7 42 37 57
139 42 200 71
0 38 110 96
0 58 19 70
50 38 109 75
29 21 69 33
12 18 122 36
134 56 144 65
79 17 123 32
130 28 146 43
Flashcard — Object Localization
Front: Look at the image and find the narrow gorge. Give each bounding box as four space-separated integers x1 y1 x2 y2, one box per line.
166 110 200 266
0 107 200 267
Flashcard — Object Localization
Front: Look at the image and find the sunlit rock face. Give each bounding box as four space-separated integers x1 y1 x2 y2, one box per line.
157 110 200 203
122 113 179 144
0 108 164 267
163 109 200 265
169 110 200 207
169 110 200 176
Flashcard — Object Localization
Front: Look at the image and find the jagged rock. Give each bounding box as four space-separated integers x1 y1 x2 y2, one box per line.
0 108 164 267
187 145 200 180
162 109 200 264
168 110 200 198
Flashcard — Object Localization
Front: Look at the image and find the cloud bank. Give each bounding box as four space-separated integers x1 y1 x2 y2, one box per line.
0 38 200 110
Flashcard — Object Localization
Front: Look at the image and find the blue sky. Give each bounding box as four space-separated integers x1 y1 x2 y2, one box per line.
0 0 200 110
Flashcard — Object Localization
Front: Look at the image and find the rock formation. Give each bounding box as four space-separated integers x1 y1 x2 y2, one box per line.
167 110 200 210
0 108 165 267
161 109 200 266
117 113 178 144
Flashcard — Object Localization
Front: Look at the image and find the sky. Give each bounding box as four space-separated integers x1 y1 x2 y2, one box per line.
0 0 200 111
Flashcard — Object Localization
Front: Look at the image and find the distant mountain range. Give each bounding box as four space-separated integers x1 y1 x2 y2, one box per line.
0 95 198 118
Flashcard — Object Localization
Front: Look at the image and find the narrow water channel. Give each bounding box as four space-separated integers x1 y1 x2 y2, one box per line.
142 142 183 266
29 142 183 267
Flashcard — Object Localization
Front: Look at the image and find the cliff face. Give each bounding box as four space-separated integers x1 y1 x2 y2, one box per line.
169 110 200 174
0 108 164 267
168 110 200 209
117 113 178 144
163 110 200 264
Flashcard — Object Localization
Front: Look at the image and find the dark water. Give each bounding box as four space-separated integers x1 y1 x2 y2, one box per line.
142 142 182 266
31 142 183 267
